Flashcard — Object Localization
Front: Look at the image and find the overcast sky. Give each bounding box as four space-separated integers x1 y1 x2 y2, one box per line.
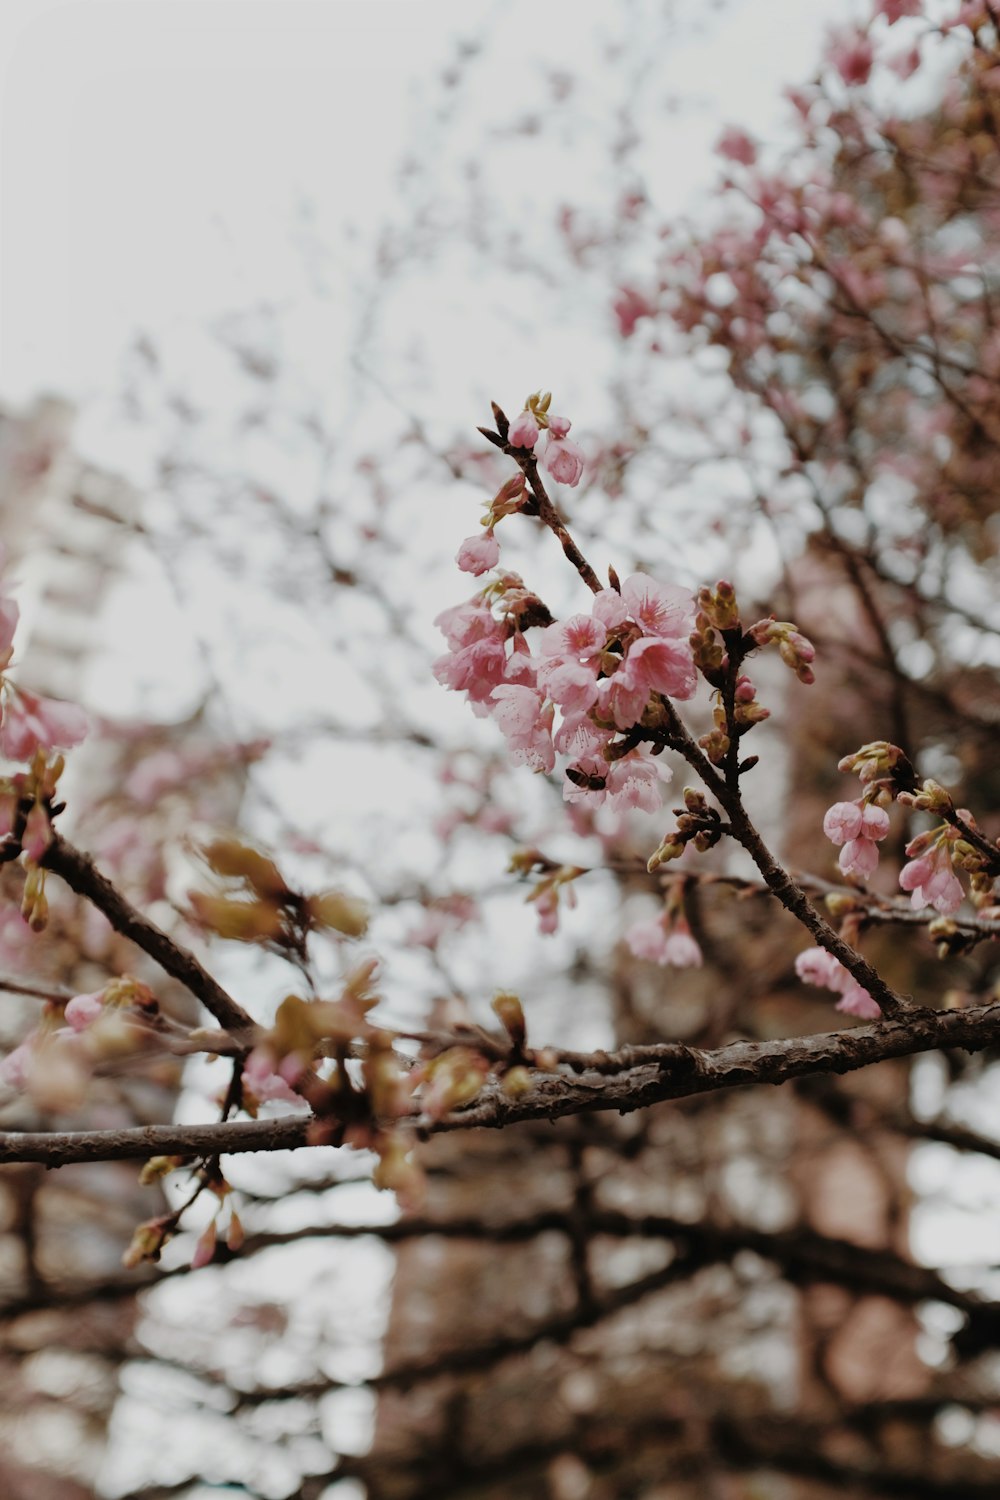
0 0 853 468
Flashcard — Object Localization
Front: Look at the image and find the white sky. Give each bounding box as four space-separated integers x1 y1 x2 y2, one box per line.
0 0 853 445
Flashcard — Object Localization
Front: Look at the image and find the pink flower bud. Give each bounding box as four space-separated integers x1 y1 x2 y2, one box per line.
823 801 863 846
64 990 105 1031
547 414 572 439
456 530 500 576
859 804 890 841
838 837 880 879
508 410 540 449
543 437 585 488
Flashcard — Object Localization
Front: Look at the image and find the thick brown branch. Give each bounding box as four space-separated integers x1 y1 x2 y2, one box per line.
5 998 1000 1167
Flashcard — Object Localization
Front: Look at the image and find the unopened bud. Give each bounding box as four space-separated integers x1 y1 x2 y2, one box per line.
491 991 526 1048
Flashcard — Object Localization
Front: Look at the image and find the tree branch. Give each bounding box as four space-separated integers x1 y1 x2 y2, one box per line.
5 998 1000 1167
41 833 256 1037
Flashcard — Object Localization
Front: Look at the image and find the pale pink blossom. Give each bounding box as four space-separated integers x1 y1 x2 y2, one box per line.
489 685 555 772
794 947 844 988
126 749 187 805
547 414 572 439
508 410 540 449
0 689 88 762
434 600 497 651
605 754 664 814
591 588 629 631
625 915 672 964
795 947 881 1019
626 914 702 967
242 1046 303 1105
535 657 599 715
617 634 697 702
662 927 703 968
836 984 882 1021
899 851 964 915
64 990 105 1031
539 614 605 661
839 837 881 879
456 530 500 576
543 436 585 487
621 574 695 638
555 713 612 760
433 638 508 703
823 801 863 845
859 804 891 841
595 670 650 731
825 799 889 880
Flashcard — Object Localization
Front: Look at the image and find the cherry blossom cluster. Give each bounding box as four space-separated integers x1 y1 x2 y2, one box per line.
434 566 696 821
825 741 1000 918
507 391 586 487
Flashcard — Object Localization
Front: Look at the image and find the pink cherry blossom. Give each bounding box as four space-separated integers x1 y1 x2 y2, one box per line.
535 657 599 715
625 915 672 964
489 685 555 772
823 801 864 845
662 927 703 968
547 415 572 439
591 588 629 631
795 947 881 1019
621 574 695 638
539 614 605 661
605 754 664 814
456 530 500 576
619 634 697 701
595 669 650 731
555 712 612 760
836 984 882 1021
543 436 585 487
508 410 540 449
899 851 964 914
0 689 88 762
626 914 702 967
794 947 844 988
838 837 880 878
433 637 508 703
242 1046 303 1105
64 990 106 1032
859 804 890 840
